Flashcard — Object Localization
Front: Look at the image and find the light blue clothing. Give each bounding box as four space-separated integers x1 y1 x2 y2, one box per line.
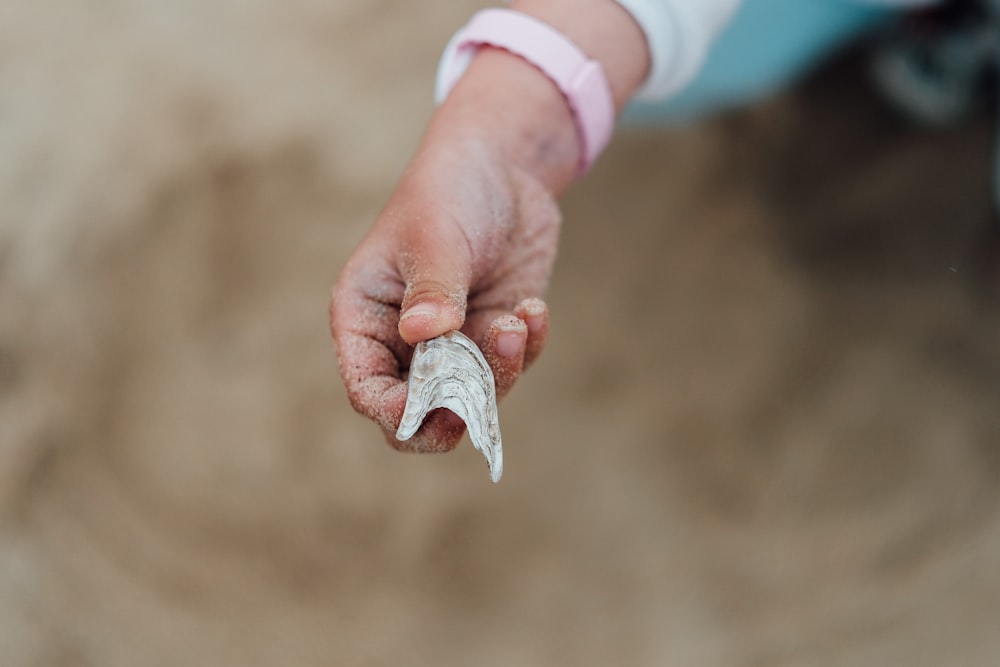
625 0 904 123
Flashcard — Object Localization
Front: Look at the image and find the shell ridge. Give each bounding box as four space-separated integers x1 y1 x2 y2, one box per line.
394 331 504 482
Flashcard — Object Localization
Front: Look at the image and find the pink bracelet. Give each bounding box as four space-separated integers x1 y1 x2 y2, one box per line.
435 8 615 177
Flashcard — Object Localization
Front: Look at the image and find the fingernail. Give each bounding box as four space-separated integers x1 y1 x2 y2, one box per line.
496 330 523 358
518 299 545 333
524 313 545 334
521 298 545 317
400 301 439 323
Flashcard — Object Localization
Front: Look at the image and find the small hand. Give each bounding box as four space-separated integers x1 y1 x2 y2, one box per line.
330 0 651 454
330 138 559 452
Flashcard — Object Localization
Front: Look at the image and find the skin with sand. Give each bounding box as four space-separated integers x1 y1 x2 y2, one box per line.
330 0 650 451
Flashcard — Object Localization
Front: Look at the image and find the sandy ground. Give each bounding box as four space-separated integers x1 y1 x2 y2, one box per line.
1 2 999 665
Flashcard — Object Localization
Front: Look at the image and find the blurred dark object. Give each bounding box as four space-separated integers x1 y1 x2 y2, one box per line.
872 0 1000 291
872 0 997 127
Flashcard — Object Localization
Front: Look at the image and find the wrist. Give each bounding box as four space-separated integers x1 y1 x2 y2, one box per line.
427 47 581 194
426 0 650 194
508 0 650 108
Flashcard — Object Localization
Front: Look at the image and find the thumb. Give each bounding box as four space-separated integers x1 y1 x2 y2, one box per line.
397 222 472 345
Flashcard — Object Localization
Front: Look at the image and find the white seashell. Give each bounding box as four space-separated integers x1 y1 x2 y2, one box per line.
395 331 503 483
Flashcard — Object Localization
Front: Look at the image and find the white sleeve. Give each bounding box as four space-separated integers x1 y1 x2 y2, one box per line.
613 0 944 101
861 0 943 5
611 0 743 100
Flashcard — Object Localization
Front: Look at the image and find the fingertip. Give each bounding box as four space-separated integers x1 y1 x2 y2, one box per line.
487 315 528 351
389 409 466 453
483 315 527 398
515 298 549 368
398 301 441 343
495 328 526 358
398 302 450 344
398 300 466 345
519 298 547 334
516 297 547 321
352 378 408 434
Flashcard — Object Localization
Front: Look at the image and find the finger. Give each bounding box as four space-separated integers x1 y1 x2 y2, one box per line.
513 297 549 369
331 302 406 429
481 315 528 399
396 219 473 345
461 304 511 348
330 256 411 423
332 251 471 454
334 311 467 454
461 297 550 365
384 409 467 454
334 330 406 427
330 257 409 364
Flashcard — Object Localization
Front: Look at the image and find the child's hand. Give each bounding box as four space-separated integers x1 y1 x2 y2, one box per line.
330 131 560 453
330 0 649 452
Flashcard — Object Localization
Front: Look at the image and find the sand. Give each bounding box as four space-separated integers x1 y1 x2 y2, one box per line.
1 1 999 665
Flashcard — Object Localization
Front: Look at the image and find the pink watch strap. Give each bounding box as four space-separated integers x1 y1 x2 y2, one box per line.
435 8 615 177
